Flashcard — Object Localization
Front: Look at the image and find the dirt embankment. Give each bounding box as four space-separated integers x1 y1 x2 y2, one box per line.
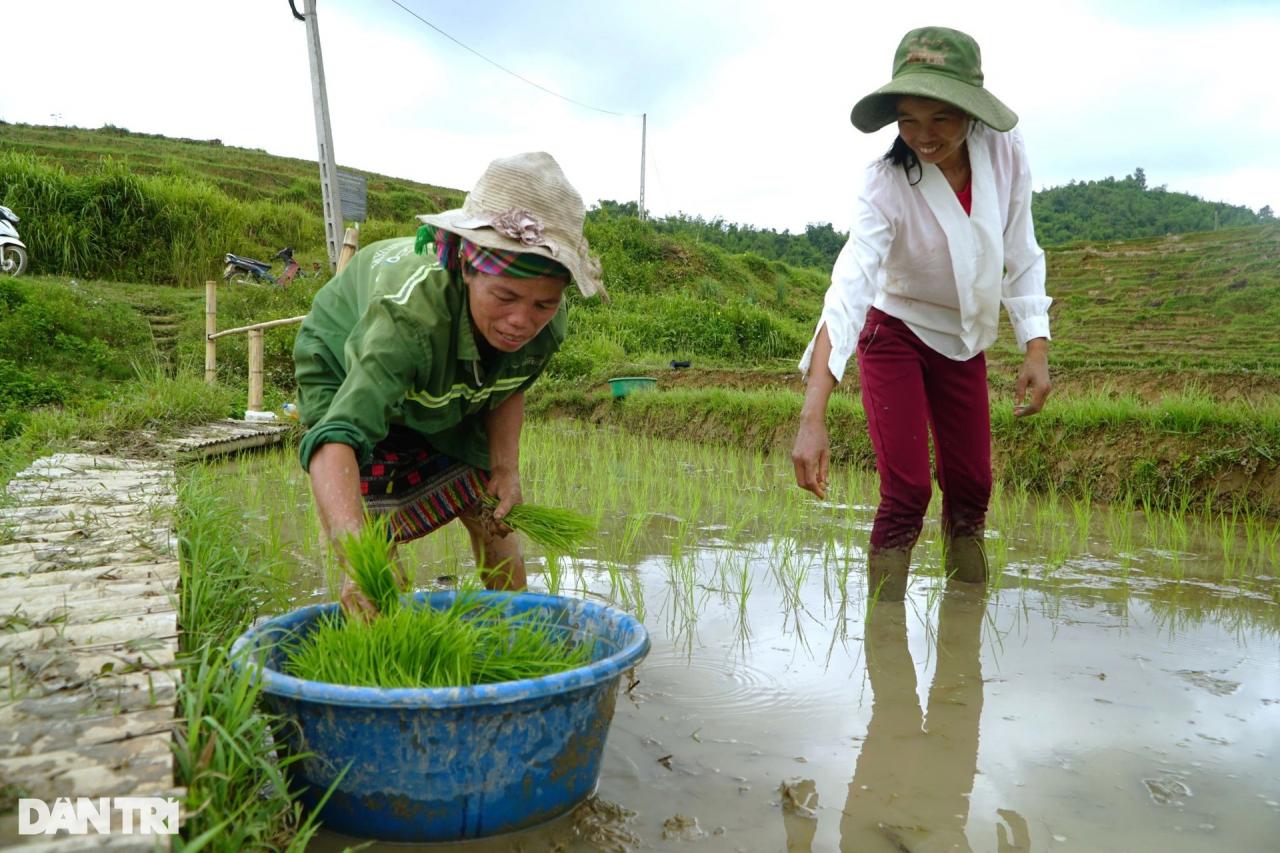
533 384 1280 517
640 364 1280 405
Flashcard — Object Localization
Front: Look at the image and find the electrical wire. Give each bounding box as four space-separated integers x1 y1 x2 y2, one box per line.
387 0 636 118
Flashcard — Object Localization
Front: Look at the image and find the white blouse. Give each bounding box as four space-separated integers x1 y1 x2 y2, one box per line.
799 124 1052 383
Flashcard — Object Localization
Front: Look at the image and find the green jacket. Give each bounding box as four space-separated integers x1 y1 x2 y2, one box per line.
293 237 565 472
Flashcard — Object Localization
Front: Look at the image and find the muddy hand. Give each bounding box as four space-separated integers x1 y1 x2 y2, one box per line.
475 500 513 539
791 419 830 499
339 575 378 622
1014 339 1051 418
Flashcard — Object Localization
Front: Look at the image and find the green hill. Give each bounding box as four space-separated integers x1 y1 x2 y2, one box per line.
0 122 463 285
1031 169 1272 246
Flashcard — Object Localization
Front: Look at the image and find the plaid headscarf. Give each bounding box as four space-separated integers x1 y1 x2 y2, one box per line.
415 225 570 281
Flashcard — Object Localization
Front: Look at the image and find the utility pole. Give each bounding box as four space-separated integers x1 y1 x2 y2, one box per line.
295 0 344 270
638 113 647 222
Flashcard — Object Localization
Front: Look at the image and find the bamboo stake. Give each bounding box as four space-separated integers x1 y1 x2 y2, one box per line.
208 315 306 340
336 225 359 274
204 281 217 383
247 329 264 412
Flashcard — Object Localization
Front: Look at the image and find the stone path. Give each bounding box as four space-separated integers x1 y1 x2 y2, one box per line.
0 420 289 848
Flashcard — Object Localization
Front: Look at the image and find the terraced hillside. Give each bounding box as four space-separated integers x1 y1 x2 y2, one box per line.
0 122 462 221
1018 225 1280 373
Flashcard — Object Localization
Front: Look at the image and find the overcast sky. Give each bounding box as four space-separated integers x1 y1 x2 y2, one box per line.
5 0 1278 233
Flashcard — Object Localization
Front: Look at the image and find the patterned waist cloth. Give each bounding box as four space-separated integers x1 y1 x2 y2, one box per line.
360 427 489 542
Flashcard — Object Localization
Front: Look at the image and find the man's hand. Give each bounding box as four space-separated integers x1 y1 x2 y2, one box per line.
1014 338 1051 418
792 417 831 499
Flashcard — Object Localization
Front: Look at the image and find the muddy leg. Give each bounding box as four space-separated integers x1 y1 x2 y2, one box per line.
458 509 526 591
867 546 912 602
943 528 988 584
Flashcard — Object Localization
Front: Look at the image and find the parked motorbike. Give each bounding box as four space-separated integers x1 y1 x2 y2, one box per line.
222 246 302 286
0 206 28 277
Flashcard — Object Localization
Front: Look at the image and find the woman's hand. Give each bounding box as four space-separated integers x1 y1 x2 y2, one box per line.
792 417 831 499
1014 338 1051 417
340 575 378 621
793 326 838 499
485 467 522 535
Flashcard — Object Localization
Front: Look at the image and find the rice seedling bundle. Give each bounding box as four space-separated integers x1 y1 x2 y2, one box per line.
283 595 593 688
482 496 596 556
339 516 403 614
285 517 592 688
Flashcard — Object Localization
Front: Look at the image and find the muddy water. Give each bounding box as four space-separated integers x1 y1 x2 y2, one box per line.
253 422 1280 852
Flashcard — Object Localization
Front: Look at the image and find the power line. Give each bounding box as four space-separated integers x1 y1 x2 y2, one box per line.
386 0 634 118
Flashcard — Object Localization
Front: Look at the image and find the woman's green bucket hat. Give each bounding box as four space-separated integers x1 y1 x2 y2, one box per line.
851 26 1018 133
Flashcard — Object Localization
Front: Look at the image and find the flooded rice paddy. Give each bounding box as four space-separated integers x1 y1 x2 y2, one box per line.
224 422 1279 851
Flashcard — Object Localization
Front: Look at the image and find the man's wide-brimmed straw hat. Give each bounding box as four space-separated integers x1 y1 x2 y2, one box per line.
850 26 1018 134
418 151 605 299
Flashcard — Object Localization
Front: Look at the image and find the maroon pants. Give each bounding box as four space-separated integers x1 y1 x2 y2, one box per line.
857 308 992 551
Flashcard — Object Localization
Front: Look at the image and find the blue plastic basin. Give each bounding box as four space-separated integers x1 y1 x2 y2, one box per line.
229 591 649 842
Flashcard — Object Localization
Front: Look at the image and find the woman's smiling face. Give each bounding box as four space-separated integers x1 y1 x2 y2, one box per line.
896 96 971 171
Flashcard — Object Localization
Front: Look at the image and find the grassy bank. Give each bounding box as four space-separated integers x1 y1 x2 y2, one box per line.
528 386 1280 517
0 274 305 484
174 464 326 850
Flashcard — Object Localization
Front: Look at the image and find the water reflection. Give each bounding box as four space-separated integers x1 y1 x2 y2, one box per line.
833 585 988 850
773 584 1039 853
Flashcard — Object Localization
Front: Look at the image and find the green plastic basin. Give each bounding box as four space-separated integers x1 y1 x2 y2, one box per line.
607 376 657 398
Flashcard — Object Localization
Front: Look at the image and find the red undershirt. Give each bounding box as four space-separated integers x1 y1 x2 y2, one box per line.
956 179 973 216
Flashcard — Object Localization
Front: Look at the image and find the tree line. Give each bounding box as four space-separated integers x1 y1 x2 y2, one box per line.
593 169 1274 271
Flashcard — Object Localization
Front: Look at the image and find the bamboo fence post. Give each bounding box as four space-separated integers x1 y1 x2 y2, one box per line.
336 225 359 274
247 329 264 412
204 280 217 383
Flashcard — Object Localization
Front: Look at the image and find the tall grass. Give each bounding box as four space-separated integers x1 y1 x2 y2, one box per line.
174 464 324 850
0 151 318 285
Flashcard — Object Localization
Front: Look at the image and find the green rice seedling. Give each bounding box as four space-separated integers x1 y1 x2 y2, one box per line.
483 495 596 556
284 594 592 689
1216 509 1240 579
543 553 564 596
1071 493 1093 552
340 515 404 614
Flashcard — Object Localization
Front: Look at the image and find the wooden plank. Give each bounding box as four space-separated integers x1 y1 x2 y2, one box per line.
1 829 170 851
0 612 177 659
0 671 179 730
0 732 176 801
0 706 175 759
0 563 174 593
0 544 172 577
10 642 177 695
11 579 175 613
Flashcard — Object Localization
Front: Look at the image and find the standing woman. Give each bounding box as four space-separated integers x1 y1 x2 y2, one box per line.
792 27 1052 600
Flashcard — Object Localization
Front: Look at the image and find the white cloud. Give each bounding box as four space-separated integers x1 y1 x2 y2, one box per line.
3 0 1277 232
